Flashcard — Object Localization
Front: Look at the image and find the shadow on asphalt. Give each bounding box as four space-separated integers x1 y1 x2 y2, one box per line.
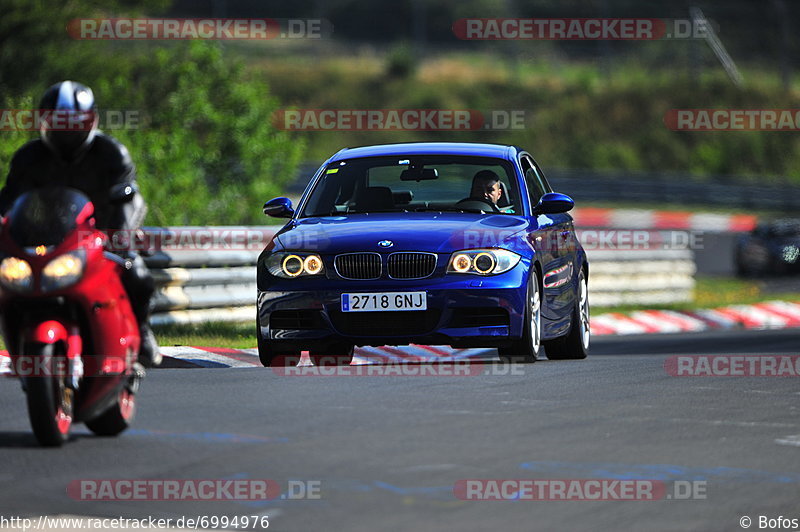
0 431 41 448
590 327 799 356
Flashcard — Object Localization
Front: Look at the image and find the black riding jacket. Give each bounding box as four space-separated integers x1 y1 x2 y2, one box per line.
0 133 145 232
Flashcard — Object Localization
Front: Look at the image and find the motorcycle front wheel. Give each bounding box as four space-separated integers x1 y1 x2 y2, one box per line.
24 342 73 447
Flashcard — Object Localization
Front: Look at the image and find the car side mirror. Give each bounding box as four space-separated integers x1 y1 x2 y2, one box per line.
263 197 294 218
533 192 574 215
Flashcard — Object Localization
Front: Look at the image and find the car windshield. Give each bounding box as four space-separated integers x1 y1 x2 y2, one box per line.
5 187 91 247
300 155 521 217
767 220 800 237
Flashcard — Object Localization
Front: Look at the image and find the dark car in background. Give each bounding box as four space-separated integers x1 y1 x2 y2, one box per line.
735 219 800 277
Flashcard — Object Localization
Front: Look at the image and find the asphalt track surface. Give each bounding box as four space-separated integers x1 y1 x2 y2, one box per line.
1 328 798 532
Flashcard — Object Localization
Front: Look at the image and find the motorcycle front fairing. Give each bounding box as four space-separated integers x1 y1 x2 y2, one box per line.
0 187 139 420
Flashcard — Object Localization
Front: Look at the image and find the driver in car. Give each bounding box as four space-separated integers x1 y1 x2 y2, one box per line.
465 170 503 212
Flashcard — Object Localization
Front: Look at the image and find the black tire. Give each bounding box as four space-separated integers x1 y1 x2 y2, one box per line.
309 344 354 367
734 250 753 278
498 270 541 363
257 324 300 367
24 343 72 447
85 386 136 437
544 268 590 360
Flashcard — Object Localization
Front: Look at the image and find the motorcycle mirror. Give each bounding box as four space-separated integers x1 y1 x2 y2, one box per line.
110 182 139 204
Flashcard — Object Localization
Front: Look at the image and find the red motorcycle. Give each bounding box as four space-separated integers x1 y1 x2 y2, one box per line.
0 187 143 446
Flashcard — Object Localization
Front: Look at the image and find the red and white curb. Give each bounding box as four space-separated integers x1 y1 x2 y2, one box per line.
0 345 494 372
2 301 797 372
572 207 756 232
157 345 496 368
591 300 800 336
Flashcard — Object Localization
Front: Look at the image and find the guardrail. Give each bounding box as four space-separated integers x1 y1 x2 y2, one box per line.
585 248 695 307
145 227 695 325
549 169 800 212
143 227 267 326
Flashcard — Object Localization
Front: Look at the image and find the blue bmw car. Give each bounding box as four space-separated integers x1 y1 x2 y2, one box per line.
256 142 589 366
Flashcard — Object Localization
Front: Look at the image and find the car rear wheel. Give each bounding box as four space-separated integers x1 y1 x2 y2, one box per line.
498 270 540 363
544 269 589 360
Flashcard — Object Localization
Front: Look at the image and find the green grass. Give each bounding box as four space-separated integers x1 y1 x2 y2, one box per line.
153 322 257 349
594 276 800 314
246 47 800 181
0 322 257 352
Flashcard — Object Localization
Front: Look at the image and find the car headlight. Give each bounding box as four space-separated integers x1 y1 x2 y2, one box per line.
0 257 33 291
41 251 86 292
266 252 325 278
782 245 799 264
447 249 521 275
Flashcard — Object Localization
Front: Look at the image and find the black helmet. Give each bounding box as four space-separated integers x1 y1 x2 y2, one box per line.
39 81 98 162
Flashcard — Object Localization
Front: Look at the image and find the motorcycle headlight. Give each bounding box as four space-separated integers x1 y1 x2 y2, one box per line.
0 257 33 292
41 251 86 292
266 252 325 278
447 249 520 276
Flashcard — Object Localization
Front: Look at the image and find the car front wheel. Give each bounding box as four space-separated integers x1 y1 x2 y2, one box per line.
256 323 301 367
544 268 589 360
498 270 540 363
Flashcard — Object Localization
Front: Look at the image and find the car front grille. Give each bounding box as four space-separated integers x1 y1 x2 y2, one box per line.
330 310 441 336
334 253 382 280
388 252 437 279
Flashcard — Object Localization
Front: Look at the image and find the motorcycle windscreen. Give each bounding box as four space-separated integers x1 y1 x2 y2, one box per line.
5 187 93 247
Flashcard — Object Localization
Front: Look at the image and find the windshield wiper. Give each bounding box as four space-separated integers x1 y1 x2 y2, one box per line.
348 209 409 214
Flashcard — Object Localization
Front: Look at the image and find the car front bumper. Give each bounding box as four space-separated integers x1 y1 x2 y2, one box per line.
257 266 528 349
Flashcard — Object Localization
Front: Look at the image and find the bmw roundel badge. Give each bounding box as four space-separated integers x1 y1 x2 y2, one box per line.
378 240 394 248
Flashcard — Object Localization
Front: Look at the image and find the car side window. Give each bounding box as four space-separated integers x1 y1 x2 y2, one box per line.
520 155 546 207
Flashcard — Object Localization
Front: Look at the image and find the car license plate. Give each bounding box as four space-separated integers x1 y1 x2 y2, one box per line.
341 292 427 312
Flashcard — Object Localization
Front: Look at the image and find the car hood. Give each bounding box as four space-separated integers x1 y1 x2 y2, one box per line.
275 213 530 254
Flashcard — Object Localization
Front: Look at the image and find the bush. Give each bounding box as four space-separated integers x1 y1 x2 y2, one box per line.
104 42 304 225
1 42 303 226
385 43 417 80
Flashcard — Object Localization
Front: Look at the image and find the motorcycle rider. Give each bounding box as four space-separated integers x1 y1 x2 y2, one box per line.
0 81 161 367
